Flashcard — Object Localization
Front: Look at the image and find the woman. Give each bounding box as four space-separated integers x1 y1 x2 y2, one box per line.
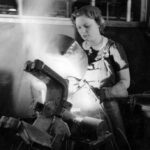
71 5 131 149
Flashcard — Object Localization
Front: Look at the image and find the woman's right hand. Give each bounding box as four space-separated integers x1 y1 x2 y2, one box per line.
99 83 128 102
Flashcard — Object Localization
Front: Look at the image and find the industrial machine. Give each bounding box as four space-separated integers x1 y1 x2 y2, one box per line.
0 59 115 150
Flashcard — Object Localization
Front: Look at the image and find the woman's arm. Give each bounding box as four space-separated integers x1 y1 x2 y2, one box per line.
98 41 130 100
107 68 130 97
106 41 130 98
101 68 130 100
117 68 130 89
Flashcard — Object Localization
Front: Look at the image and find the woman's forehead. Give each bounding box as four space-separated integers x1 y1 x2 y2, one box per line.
75 16 95 25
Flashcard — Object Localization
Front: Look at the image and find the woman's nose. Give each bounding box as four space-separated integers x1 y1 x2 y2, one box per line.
80 27 86 34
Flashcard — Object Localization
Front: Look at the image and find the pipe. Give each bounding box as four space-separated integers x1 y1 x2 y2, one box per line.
91 0 96 6
126 0 132 22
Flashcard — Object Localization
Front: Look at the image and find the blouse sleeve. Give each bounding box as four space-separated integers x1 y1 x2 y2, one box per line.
109 42 129 72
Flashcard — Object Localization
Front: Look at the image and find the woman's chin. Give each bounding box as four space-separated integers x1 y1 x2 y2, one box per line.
82 36 88 41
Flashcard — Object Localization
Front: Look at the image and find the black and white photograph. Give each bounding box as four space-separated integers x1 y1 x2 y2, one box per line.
0 0 150 150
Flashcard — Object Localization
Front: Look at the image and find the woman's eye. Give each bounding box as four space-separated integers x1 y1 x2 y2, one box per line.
78 26 81 30
77 25 89 31
84 25 90 28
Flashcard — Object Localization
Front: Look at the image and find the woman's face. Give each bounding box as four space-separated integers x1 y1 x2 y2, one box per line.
75 15 100 43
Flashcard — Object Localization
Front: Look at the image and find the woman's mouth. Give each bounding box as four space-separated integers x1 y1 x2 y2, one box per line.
82 35 88 39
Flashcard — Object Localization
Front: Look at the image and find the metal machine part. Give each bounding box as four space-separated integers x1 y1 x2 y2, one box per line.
46 34 88 79
24 59 69 117
23 59 71 150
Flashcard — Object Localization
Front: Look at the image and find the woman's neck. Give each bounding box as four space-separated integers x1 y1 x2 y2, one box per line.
89 35 104 50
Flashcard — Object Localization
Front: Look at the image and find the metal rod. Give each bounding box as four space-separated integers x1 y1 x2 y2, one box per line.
17 0 23 16
140 0 148 22
126 0 132 22
91 0 96 6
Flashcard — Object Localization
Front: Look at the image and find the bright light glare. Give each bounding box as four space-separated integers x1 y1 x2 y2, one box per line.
39 53 82 78
30 75 47 104
68 83 101 116
71 108 81 113
75 116 83 122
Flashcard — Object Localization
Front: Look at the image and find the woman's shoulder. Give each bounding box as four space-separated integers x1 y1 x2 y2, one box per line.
106 38 125 55
106 38 129 69
106 38 121 49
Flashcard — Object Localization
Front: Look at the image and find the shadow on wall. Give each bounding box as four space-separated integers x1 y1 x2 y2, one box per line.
0 70 14 116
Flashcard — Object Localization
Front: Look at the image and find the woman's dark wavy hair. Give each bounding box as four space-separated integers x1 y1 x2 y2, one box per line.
71 5 105 33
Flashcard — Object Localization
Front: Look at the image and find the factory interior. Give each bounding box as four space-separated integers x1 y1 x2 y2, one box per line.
0 0 150 150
